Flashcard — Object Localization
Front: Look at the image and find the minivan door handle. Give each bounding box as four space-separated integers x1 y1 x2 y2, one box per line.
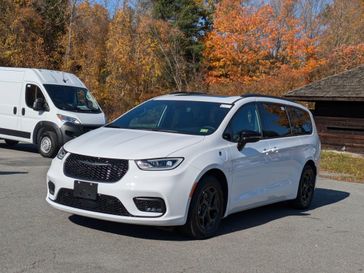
263 147 279 154
21 108 25 116
13 106 17 115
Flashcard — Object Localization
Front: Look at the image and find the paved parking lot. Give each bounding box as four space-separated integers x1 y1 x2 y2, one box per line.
1 141 364 273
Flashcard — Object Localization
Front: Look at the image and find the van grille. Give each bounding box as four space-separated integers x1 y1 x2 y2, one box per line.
55 188 130 216
64 154 128 183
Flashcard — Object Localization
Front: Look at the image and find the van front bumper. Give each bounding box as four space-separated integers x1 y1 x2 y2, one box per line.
46 156 201 226
60 122 103 144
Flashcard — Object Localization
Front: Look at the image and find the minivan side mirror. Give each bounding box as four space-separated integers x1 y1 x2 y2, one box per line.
237 130 262 151
33 98 47 111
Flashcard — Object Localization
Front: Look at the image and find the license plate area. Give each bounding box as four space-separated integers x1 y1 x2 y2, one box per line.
74 181 98 200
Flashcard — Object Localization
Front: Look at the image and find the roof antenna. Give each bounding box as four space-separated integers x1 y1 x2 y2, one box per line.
62 72 68 83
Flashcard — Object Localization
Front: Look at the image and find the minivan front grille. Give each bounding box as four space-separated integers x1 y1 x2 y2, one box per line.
64 154 128 183
55 188 130 216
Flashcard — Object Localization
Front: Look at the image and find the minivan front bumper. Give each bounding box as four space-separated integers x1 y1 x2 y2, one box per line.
46 155 201 226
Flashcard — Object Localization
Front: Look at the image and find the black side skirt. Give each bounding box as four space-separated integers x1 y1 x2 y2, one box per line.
0 128 31 139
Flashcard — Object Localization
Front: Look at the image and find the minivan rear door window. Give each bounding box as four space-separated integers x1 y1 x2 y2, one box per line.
257 102 291 138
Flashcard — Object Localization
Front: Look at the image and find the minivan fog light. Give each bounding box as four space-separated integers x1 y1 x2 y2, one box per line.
134 197 166 214
135 158 183 171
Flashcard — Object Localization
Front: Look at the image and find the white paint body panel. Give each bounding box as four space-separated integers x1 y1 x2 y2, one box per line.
47 95 321 226
0 67 105 144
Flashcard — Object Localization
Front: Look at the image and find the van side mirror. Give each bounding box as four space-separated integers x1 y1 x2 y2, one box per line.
33 98 46 111
237 131 262 151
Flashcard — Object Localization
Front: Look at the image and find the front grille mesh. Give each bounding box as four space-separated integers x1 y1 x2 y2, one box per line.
64 154 128 183
55 188 130 216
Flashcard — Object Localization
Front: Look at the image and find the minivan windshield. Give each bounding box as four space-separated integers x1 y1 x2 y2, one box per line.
43 84 101 113
106 100 231 135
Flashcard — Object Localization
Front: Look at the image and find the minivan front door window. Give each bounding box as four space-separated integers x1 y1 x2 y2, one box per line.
43 84 101 113
223 103 262 142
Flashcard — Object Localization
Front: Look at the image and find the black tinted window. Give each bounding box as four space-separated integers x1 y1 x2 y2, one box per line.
25 84 45 108
224 103 261 142
107 100 231 136
258 103 291 138
43 84 101 113
287 107 312 135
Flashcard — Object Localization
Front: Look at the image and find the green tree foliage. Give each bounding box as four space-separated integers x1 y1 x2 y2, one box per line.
152 0 210 81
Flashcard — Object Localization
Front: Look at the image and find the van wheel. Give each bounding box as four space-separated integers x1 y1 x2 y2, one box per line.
4 139 19 146
182 176 224 239
291 165 316 209
38 131 58 158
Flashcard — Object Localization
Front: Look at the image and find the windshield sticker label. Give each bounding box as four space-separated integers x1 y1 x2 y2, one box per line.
200 128 209 133
220 104 232 108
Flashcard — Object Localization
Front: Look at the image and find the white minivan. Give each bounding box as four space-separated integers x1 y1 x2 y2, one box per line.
47 93 320 239
0 67 106 157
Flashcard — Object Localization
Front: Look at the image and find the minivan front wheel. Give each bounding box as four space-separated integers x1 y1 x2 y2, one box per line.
292 165 316 209
38 131 58 158
183 176 224 239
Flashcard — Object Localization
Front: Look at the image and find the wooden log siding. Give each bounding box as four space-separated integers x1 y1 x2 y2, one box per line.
314 116 364 153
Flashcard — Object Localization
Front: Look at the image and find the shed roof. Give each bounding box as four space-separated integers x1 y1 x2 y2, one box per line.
285 65 364 101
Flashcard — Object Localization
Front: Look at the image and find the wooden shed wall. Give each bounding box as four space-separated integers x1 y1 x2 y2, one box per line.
314 116 364 153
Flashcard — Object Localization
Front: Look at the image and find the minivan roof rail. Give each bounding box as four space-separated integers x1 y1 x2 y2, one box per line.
241 93 293 102
169 91 207 96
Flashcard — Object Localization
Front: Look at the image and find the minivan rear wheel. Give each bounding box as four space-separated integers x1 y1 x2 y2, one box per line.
4 139 19 146
38 131 58 158
291 165 316 209
182 176 224 239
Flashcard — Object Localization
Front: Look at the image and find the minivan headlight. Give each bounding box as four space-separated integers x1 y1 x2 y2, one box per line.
57 114 81 124
56 146 68 160
135 158 184 171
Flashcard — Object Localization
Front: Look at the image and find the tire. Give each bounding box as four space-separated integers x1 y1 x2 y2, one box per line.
38 131 58 158
182 175 224 239
291 164 316 209
4 139 19 146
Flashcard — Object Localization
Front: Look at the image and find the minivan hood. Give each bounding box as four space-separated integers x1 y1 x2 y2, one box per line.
64 128 204 159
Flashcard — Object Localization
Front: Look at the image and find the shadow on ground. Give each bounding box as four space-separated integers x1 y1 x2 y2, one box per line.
69 187 349 241
0 142 38 153
0 171 28 175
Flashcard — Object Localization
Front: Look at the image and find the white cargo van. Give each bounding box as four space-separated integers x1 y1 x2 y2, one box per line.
0 67 106 157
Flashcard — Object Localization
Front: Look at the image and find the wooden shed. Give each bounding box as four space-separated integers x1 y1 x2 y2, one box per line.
285 65 364 153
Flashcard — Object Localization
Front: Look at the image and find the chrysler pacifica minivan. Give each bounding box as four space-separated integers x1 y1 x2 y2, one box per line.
47 93 320 238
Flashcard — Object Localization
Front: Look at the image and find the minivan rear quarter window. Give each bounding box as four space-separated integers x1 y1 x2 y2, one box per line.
258 102 291 138
287 106 313 135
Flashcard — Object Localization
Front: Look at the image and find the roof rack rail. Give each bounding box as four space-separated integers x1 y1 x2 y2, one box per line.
169 91 207 96
241 93 293 102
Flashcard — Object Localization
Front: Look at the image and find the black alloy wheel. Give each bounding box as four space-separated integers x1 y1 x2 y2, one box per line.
182 175 224 239
292 165 316 209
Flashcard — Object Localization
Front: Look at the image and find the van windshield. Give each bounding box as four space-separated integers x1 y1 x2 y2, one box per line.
106 100 231 136
43 84 101 113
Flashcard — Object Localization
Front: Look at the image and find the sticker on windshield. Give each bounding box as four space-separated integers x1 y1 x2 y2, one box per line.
220 104 232 108
200 128 209 133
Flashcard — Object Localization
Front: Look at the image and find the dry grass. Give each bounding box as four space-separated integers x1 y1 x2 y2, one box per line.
320 150 364 183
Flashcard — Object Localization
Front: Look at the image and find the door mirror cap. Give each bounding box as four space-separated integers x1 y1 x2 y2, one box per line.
237 131 261 151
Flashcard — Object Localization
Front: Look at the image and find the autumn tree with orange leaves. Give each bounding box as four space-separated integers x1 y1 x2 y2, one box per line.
0 0 363 118
204 0 323 96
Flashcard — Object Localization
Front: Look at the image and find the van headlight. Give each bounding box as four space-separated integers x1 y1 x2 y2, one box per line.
57 114 81 124
135 158 184 171
56 146 68 160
